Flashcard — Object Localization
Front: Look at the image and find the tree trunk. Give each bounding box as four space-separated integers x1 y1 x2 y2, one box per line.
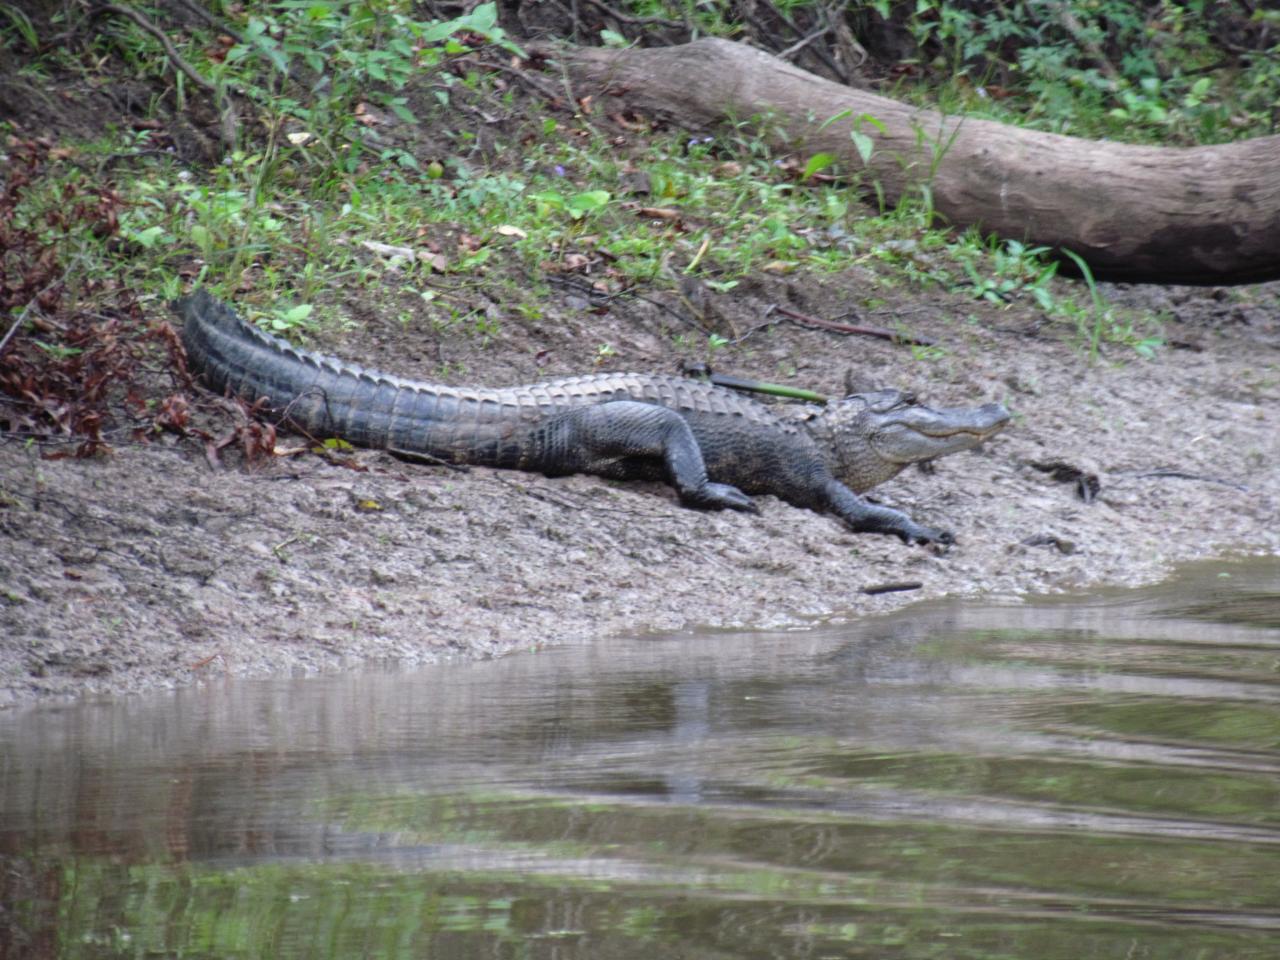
548 38 1280 286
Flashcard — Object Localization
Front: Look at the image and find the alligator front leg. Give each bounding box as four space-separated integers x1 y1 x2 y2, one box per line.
822 478 954 545
536 401 758 513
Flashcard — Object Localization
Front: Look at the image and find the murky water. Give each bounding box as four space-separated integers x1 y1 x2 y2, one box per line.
2 559 1278 959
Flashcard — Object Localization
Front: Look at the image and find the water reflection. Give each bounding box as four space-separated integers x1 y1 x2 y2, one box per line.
2 558 1278 959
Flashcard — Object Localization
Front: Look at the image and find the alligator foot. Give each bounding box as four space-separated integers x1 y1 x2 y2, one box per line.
897 522 954 546
684 482 758 513
823 479 953 546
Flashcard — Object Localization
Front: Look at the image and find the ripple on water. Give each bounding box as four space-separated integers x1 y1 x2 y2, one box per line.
2 557 1278 959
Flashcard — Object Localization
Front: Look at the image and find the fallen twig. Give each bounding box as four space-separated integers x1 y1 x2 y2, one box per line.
190 651 227 672
484 57 566 108
778 27 829 62
95 2 238 146
750 1 846 83
1131 468 1249 493
581 0 684 28
0 305 32 359
491 471 583 512
0 254 82 359
386 447 470 472
860 581 924 595
767 304 937 347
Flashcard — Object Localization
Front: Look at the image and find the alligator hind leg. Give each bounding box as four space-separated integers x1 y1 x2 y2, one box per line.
537 401 757 513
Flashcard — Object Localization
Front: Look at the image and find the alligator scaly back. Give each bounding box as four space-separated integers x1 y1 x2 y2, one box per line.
176 288 791 470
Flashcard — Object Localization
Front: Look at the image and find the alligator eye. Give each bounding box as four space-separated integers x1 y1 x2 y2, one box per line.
900 391 917 406
870 392 909 413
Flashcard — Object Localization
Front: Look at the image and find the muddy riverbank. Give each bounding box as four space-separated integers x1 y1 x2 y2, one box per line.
3 273 1277 704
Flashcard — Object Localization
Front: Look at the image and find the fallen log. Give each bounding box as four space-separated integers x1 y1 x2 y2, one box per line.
547 38 1280 286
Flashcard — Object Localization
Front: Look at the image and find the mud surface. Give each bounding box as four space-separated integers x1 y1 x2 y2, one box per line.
2 30 1278 704
3 270 1277 705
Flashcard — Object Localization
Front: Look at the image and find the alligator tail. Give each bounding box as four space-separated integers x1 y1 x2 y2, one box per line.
174 289 524 465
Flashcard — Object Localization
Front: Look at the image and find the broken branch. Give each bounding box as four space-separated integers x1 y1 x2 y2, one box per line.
767 304 937 347
95 2 238 146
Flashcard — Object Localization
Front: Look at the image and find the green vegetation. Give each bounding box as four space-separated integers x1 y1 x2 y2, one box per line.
628 1 1280 144
4 0 1272 371
877 0 1280 143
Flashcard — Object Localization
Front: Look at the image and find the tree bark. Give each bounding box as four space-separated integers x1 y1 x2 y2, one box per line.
549 38 1280 286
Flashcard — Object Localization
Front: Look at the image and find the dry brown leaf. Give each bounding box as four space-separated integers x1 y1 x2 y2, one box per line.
635 206 681 221
416 251 449 272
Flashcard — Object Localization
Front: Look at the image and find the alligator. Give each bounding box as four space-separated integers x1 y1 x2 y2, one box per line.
175 289 1010 544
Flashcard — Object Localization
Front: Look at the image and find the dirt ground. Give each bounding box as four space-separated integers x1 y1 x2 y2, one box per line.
2 25 1278 705
3 265 1277 706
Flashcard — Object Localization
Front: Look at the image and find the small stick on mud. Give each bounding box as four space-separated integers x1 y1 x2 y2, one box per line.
0 311 28 359
1132 469 1250 493
767 305 936 347
860 581 924 595
272 536 298 562
491 473 584 512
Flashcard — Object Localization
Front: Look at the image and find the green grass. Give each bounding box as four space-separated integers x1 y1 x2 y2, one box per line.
0 1 1176 358
5 113 1165 356
808 1 1280 145
691 2 1279 145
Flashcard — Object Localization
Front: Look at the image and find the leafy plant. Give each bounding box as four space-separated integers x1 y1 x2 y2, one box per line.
529 189 612 220
218 1 523 176
818 109 886 165
1059 248 1162 361
266 302 316 334
883 0 1279 144
0 2 38 51
964 239 1058 309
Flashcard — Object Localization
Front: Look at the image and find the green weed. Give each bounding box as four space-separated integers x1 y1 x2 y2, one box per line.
1058 249 1163 361
0 2 38 51
881 0 1279 144
1 0 1186 366
963 239 1058 310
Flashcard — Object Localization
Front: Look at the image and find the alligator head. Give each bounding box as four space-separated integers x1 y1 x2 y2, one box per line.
812 389 1011 493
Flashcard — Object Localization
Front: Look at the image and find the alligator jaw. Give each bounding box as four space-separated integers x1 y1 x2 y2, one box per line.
816 390 1011 493
871 401 1012 464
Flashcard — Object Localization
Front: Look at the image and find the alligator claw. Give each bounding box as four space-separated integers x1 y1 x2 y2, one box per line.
695 482 758 513
900 524 954 546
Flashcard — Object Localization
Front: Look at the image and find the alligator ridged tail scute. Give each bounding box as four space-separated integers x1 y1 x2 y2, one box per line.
179 290 539 466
